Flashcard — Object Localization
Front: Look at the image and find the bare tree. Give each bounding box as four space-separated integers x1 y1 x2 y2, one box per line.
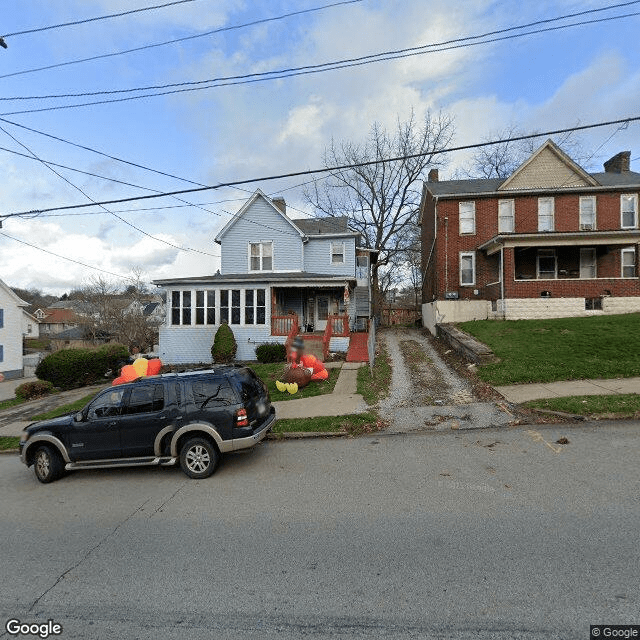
304 109 454 316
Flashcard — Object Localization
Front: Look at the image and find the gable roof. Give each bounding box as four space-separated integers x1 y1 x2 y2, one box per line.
0 278 29 307
291 216 353 235
42 308 81 324
214 189 306 243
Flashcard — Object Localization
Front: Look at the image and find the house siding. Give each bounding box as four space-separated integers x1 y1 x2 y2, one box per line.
0 284 26 378
304 237 356 276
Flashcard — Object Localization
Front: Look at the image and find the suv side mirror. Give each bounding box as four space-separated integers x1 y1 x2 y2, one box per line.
74 412 84 422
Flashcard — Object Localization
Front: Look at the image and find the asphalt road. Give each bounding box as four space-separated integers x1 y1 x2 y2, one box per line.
0 422 638 640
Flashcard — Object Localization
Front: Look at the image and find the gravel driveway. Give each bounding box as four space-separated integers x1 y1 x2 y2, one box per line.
379 328 513 433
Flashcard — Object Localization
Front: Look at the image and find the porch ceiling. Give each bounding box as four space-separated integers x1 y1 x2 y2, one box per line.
479 230 640 255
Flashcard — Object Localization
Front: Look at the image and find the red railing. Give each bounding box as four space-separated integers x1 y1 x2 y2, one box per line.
322 314 349 360
285 314 299 351
271 314 298 337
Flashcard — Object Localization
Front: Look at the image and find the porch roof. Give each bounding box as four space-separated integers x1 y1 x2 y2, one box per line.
479 230 640 256
153 271 356 287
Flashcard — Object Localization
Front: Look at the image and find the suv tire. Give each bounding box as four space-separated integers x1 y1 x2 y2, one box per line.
33 445 64 484
179 437 219 479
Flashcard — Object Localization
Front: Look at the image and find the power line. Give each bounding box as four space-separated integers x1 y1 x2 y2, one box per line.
0 0 365 80
4 115 639 219
2 0 198 39
2 7 640 116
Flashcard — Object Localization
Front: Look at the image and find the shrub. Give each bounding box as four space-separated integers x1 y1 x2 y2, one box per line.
255 343 287 363
14 380 55 401
211 323 237 363
35 344 129 390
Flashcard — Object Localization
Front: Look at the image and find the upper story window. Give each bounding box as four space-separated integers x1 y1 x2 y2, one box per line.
171 291 191 325
498 199 514 233
538 197 555 232
621 194 638 229
579 196 596 230
459 201 475 235
331 242 345 264
249 241 273 271
459 252 476 286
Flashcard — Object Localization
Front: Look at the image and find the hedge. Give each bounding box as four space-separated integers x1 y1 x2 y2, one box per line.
255 343 287 363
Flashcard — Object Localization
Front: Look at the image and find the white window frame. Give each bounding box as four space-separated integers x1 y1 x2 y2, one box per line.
579 248 597 279
579 196 597 230
459 252 476 286
622 248 636 278
330 241 345 264
248 241 274 272
171 290 192 326
536 249 557 279
538 197 555 232
459 201 476 235
498 199 514 233
244 288 267 325
621 194 638 229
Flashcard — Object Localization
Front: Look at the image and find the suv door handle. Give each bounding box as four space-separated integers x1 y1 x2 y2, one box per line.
108 421 117 427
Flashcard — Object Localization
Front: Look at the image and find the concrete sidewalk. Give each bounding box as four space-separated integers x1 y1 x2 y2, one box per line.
495 377 640 404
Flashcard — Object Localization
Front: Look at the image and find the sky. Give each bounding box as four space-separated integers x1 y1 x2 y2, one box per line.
0 0 639 295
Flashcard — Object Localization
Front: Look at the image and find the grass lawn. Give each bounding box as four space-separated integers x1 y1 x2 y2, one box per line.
248 362 339 401
459 313 640 385
0 397 24 411
273 412 382 435
357 338 392 405
527 393 640 417
29 393 98 421
0 436 20 451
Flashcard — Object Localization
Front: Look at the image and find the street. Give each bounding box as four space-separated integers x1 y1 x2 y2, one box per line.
0 422 638 640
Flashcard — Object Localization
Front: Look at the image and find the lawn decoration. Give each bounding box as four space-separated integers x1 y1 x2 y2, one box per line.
112 357 162 386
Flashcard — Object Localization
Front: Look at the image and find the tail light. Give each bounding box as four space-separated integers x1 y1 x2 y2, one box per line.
236 408 249 427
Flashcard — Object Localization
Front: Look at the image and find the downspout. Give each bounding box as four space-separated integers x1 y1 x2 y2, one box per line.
500 247 505 319
444 216 449 293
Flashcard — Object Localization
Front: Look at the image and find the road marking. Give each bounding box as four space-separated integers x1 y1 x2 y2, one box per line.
526 429 564 454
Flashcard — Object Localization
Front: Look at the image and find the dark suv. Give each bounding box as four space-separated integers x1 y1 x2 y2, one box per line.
19 366 275 483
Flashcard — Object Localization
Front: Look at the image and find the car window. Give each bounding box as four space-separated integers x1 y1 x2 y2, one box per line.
124 385 164 415
192 378 236 408
88 388 125 419
229 369 263 403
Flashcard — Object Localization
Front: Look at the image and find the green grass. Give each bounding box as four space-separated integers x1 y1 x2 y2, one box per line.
0 436 20 451
0 397 24 411
357 339 392 405
29 393 98 421
459 313 640 385
526 393 640 417
273 412 381 435
248 363 339 401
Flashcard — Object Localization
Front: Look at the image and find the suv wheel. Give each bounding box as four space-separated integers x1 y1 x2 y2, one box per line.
33 445 64 484
179 437 219 479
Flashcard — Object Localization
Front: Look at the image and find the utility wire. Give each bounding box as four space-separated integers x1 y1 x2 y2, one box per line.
3 115 639 219
2 0 198 39
0 0 365 80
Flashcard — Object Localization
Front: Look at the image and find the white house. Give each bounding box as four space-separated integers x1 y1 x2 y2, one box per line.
22 310 40 339
0 277 30 379
153 189 376 362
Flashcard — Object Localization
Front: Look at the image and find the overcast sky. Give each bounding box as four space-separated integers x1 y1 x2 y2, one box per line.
1 0 639 295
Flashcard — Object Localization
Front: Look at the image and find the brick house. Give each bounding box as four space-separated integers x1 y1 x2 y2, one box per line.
419 140 640 332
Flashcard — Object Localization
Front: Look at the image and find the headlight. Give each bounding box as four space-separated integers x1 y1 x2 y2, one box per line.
20 430 29 443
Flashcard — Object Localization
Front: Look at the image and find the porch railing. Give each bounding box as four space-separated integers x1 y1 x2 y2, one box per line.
322 314 349 360
285 314 299 351
271 314 298 337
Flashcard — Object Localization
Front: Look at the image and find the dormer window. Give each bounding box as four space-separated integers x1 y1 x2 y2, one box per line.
249 241 273 271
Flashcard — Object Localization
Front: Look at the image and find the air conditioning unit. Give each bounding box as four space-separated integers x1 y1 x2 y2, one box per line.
580 224 594 231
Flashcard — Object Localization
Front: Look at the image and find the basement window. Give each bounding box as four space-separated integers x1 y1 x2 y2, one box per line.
585 297 603 311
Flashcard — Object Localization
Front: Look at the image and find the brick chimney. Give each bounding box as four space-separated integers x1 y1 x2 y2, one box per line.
428 168 439 182
272 197 286 214
604 151 631 173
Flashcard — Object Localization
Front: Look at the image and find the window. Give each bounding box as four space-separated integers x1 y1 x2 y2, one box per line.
331 242 345 264
171 291 192 325
125 385 164 415
579 248 596 279
249 242 273 271
498 200 514 233
0 309 3 328
195 290 205 325
579 196 596 230
0 345 3 363
27 324 32 334
88 389 125 419
220 290 229 323
231 289 241 324
192 378 236 408
537 249 557 279
622 248 636 278
459 252 476 285
459 202 475 234
206 290 216 325
621 194 638 229
538 198 555 231
245 288 266 325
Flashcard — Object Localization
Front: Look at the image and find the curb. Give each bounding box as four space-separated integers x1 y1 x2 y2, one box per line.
0 448 19 455
267 431 348 440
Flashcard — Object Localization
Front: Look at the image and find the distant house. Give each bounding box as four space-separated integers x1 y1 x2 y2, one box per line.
37 308 81 335
153 189 376 363
50 326 113 352
420 140 640 332
22 310 40 339
0 277 30 379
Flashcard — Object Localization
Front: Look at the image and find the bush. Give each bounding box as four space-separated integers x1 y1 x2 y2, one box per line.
35 344 129 390
255 343 287 363
211 323 237 363
14 380 55 401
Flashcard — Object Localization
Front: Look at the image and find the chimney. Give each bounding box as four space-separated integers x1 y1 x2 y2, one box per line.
604 151 631 173
272 197 286 214
428 168 439 182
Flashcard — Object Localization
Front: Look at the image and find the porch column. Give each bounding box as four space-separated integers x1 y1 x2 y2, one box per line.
502 247 515 298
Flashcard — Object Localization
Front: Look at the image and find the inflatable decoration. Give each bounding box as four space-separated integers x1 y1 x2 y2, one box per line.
286 382 298 395
112 357 162 386
281 366 312 389
275 380 286 392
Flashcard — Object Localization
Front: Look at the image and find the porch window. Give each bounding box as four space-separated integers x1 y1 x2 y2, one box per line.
622 248 636 278
459 201 475 234
459 252 476 285
538 198 554 232
579 196 596 230
207 290 216 324
245 288 266 324
249 242 273 271
231 289 241 324
171 290 192 325
220 290 229 323
621 194 638 229
195 291 205 325
579 248 596 278
498 199 514 233
331 242 345 264
537 249 557 279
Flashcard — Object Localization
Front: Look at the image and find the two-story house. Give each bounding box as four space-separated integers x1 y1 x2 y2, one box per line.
420 140 640 332
153 189 375 363
0 277 31 379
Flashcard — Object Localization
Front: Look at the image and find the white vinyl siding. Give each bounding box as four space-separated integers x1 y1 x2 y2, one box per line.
622 248 636 278
498 199 514 233
331 242 345 264
537 249 557 279
459 252 476 286
621 194 638 229
538 197 555 232
579 248 596 279
459 202 475 235
579 196 596 230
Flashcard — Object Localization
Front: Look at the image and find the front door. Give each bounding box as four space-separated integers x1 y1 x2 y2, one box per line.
315 295 329 331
